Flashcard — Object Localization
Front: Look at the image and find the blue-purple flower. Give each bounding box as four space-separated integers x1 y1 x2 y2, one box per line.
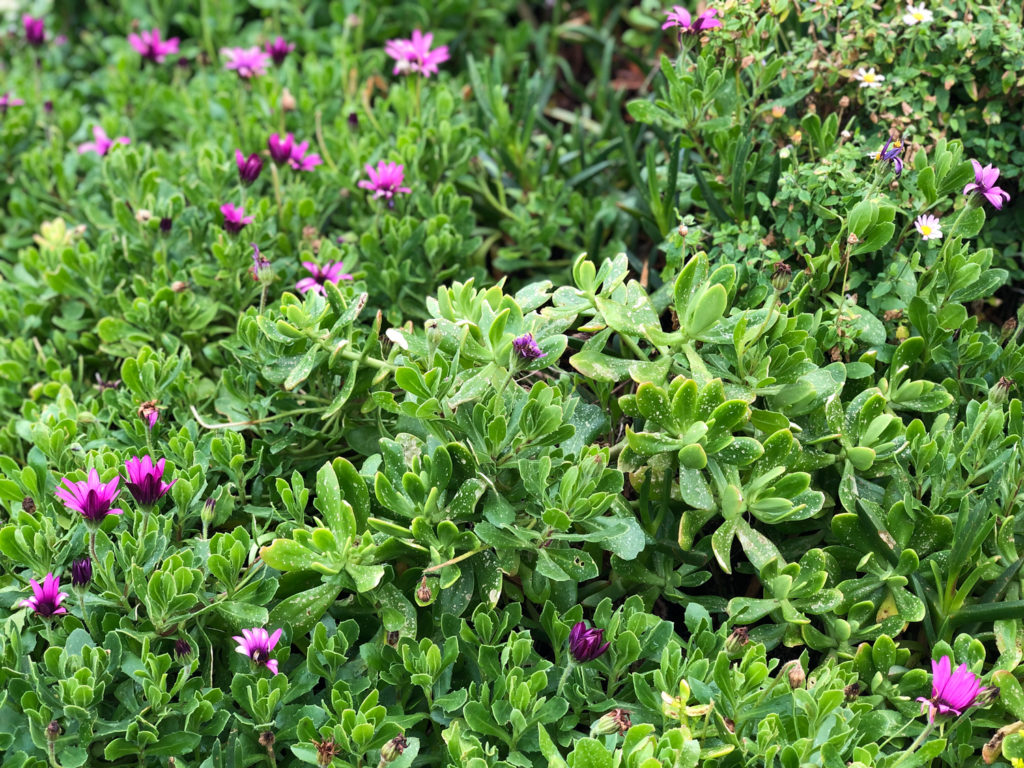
265 37 294 66
70 558 92 588
513 333 546 360
964 160 1011 210
875 136 904 176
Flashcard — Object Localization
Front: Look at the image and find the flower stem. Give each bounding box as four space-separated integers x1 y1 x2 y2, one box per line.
892 721 937 768
89 530 98 565
556 661 576 698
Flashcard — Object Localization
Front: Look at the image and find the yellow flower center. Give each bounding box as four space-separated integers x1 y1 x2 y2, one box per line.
913 12 924 20
920 225 932 235
864 73 876 82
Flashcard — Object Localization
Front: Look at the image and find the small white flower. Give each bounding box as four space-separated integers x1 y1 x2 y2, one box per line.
854 67 885 88
915 214 943 241
903 4 934 25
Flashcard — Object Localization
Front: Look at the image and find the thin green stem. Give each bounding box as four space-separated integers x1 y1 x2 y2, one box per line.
556 660 576 698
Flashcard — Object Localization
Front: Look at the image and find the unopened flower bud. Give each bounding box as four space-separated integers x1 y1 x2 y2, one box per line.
771 105 785 119
990 376 1013 404
202 498 216 526
259 731 275 750
380 734 407 764
47 720 61 740
895 325 910 342
677 224 689 237
174 638 192 660
1001 317 1017 344
591 708 631 736
22 496 36 514
839 95 850 108
160 216 173 234
771 261 792 292
281 87 297 112
847 233 859 245
844 682 860 701
135 209 153 224
170 280 188 292
725 626 750 656
787 662 805 689
790 130 802 144
71 557 92 588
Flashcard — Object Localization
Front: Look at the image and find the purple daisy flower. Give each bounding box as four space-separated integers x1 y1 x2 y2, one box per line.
78 126 131 156
0 93 25 115
384 29 450 77
662 5 722 33
235 150 264 185
124 456 176 507
268 133 295 165
265 36 294 66
221 46 271 79
56 469 123 524
569 621 610 662
296 261 353 295
513 333 547 360
221 203 254 234
233 627 283 674
19 573 69 617
358 161 411 204
916 655 988 722
23 15 45 47
964 160 1011 210
875 136 904 176
128 29 180 64
288 140 322 172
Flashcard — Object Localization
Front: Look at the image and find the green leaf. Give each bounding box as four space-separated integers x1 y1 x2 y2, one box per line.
260 539 318 572
268 582 343 636
568 738 614 768
949 206 985 239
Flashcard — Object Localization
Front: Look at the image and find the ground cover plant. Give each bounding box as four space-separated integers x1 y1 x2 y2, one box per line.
1 0 1024 765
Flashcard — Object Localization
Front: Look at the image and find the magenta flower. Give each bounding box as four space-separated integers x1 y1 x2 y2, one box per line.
128 29 180 64
0 93 25 115
384 29 450 77
568 621 610 663
358 161 411 205
662 5 722 33
268 133 295 165
513 333 547 360
78 126 131 156
235 150 264 185
265 36 294 66
289 140 322 172
221 203 254 234
56 469 123 524
233 627 283 674
964 160 1011 210
917 656 988 722
221 46 271 79
296 261 353 295
125 456 176 507
23 15 45 47
19 573 68 617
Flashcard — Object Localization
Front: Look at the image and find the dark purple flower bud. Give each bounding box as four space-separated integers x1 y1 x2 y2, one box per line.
513 333 546 360
235 150 264 186
23 15 45 47
44 100 53 114
267 133 295 165
347 112 359 129
70 558 92 588
47 720 61 740
265 36 295 66
568 621 610 663
138 400 159 430
22 496 36 514
159 217 173 234
381 735 407 763
174 637 192 659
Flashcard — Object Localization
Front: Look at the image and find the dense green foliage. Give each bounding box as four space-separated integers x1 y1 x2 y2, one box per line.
1 0 1024 767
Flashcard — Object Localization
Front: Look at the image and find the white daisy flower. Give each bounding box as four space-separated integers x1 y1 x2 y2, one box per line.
854 67 885 88
914 214 943 241
903 4 934 25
